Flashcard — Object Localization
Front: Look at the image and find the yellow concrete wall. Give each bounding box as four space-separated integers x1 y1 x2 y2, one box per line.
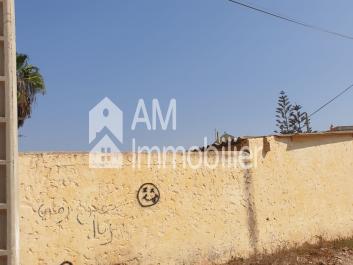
250 135 353 252
19 153 250 265
18 134 353 265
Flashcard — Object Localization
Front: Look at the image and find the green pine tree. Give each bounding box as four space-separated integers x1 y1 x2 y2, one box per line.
275 91 293 134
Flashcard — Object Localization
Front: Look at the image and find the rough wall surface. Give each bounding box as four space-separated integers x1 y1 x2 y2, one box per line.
18 135 353 265
251 135 353 252
19 154 249 265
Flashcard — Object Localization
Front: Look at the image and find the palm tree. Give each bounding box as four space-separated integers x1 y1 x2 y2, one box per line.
17 53 45 127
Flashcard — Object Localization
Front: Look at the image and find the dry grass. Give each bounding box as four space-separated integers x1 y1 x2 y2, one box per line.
225 237 353 265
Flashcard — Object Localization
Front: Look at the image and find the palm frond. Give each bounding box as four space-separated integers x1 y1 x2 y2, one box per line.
16 53 46 127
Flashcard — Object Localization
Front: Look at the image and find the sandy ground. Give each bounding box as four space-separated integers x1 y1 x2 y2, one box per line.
225 239 353 265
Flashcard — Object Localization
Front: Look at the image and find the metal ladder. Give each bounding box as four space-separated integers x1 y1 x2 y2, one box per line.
0 0 18 264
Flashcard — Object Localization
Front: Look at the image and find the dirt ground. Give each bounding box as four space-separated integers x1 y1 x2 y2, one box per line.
225 238 353 265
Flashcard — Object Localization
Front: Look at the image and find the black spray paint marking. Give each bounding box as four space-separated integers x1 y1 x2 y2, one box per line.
137 183 160 207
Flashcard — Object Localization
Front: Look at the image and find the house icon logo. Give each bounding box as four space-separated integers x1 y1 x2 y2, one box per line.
89 97 123 168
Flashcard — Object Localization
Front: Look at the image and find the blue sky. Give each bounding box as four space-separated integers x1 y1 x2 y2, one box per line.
17 0 353 151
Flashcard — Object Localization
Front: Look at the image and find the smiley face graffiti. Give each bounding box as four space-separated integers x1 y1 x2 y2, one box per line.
137 183 160 207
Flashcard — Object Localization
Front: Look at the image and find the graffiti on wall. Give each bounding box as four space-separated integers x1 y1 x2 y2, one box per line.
76 204 120 246
137 183 160 207
36 201 123 246
37 203 70 224
36 183 160 247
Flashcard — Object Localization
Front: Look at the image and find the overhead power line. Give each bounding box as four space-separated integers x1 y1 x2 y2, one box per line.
309 83 353 117
227 0 353 41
